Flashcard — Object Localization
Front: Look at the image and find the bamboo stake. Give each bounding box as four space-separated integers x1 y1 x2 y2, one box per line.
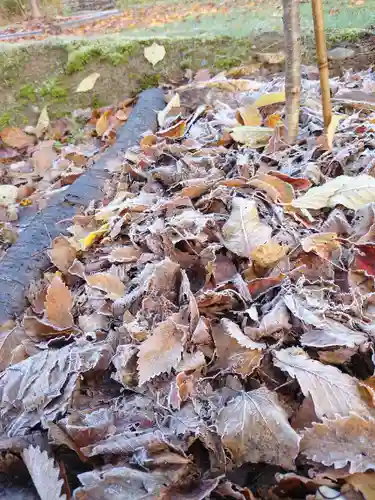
282 0 301 144
311 0 332 132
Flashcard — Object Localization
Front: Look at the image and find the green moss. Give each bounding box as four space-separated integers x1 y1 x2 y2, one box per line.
19 84 37 102
327 28 363 45
137 73 161 91
214 56 243 70
0 111 14 128
40 79 68 101
66 40 142 74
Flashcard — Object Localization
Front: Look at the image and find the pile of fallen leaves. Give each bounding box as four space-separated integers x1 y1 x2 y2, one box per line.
2 68 375 499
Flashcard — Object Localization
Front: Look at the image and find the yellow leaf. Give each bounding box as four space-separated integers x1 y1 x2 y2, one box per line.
20 198 32 207
251 241 287 267
79 223 109 250
236 104 262 126
96 111 110 137
75 72 100 93
327 114 345 150
144 42 166 66
35 106 49 139
254 92 286 108
301 232 341 259
230 126 273 147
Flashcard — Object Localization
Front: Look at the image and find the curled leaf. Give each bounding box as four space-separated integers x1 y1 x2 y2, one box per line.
86 272 125 300
230 126 274 147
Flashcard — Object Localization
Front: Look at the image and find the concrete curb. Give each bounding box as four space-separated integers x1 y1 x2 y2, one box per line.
0 87 165 323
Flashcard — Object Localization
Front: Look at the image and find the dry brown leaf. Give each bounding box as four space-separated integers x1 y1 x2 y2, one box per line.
273 347 371 419
345 473 375 500
300 415 375 473
301 232 341 259
86 272 125 300
108 246 141 263
216 387 300 469
292 175 375 210
44 275 73 330
32 141 57 176
251 241 287 267
222 197 272 257
48 236 77 273
248 173 295 204
212 322 263 376
22 445 66 500
137 314 188 385
0 321 28 371
0 127 34 149
35 106 50 138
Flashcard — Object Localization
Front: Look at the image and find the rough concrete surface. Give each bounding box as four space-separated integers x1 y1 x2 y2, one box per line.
0 87 165 323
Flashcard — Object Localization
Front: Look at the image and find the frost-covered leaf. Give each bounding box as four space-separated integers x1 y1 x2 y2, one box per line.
284 295 367 348
137 314 188 385
300 415 375 473
48 236 77 273
44 275 73 330
0 321 27 371
0 340 113 434
86 272 125 300
273 347 370 418
144 42 166 66
73 466 168 500
0 185 18 207
292 175 375 210
81 429 167 457
76 72 100 92
22 446 66 500
0 127 34 149
230 126 274 146
221 318 266 349
108 246 141 263
222 197 272 257
216 387 300 469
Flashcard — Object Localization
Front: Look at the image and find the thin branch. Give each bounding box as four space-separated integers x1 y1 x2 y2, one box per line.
311 0 332 132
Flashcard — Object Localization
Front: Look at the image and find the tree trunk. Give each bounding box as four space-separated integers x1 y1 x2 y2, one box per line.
29 0 42 18
282 0 301 144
